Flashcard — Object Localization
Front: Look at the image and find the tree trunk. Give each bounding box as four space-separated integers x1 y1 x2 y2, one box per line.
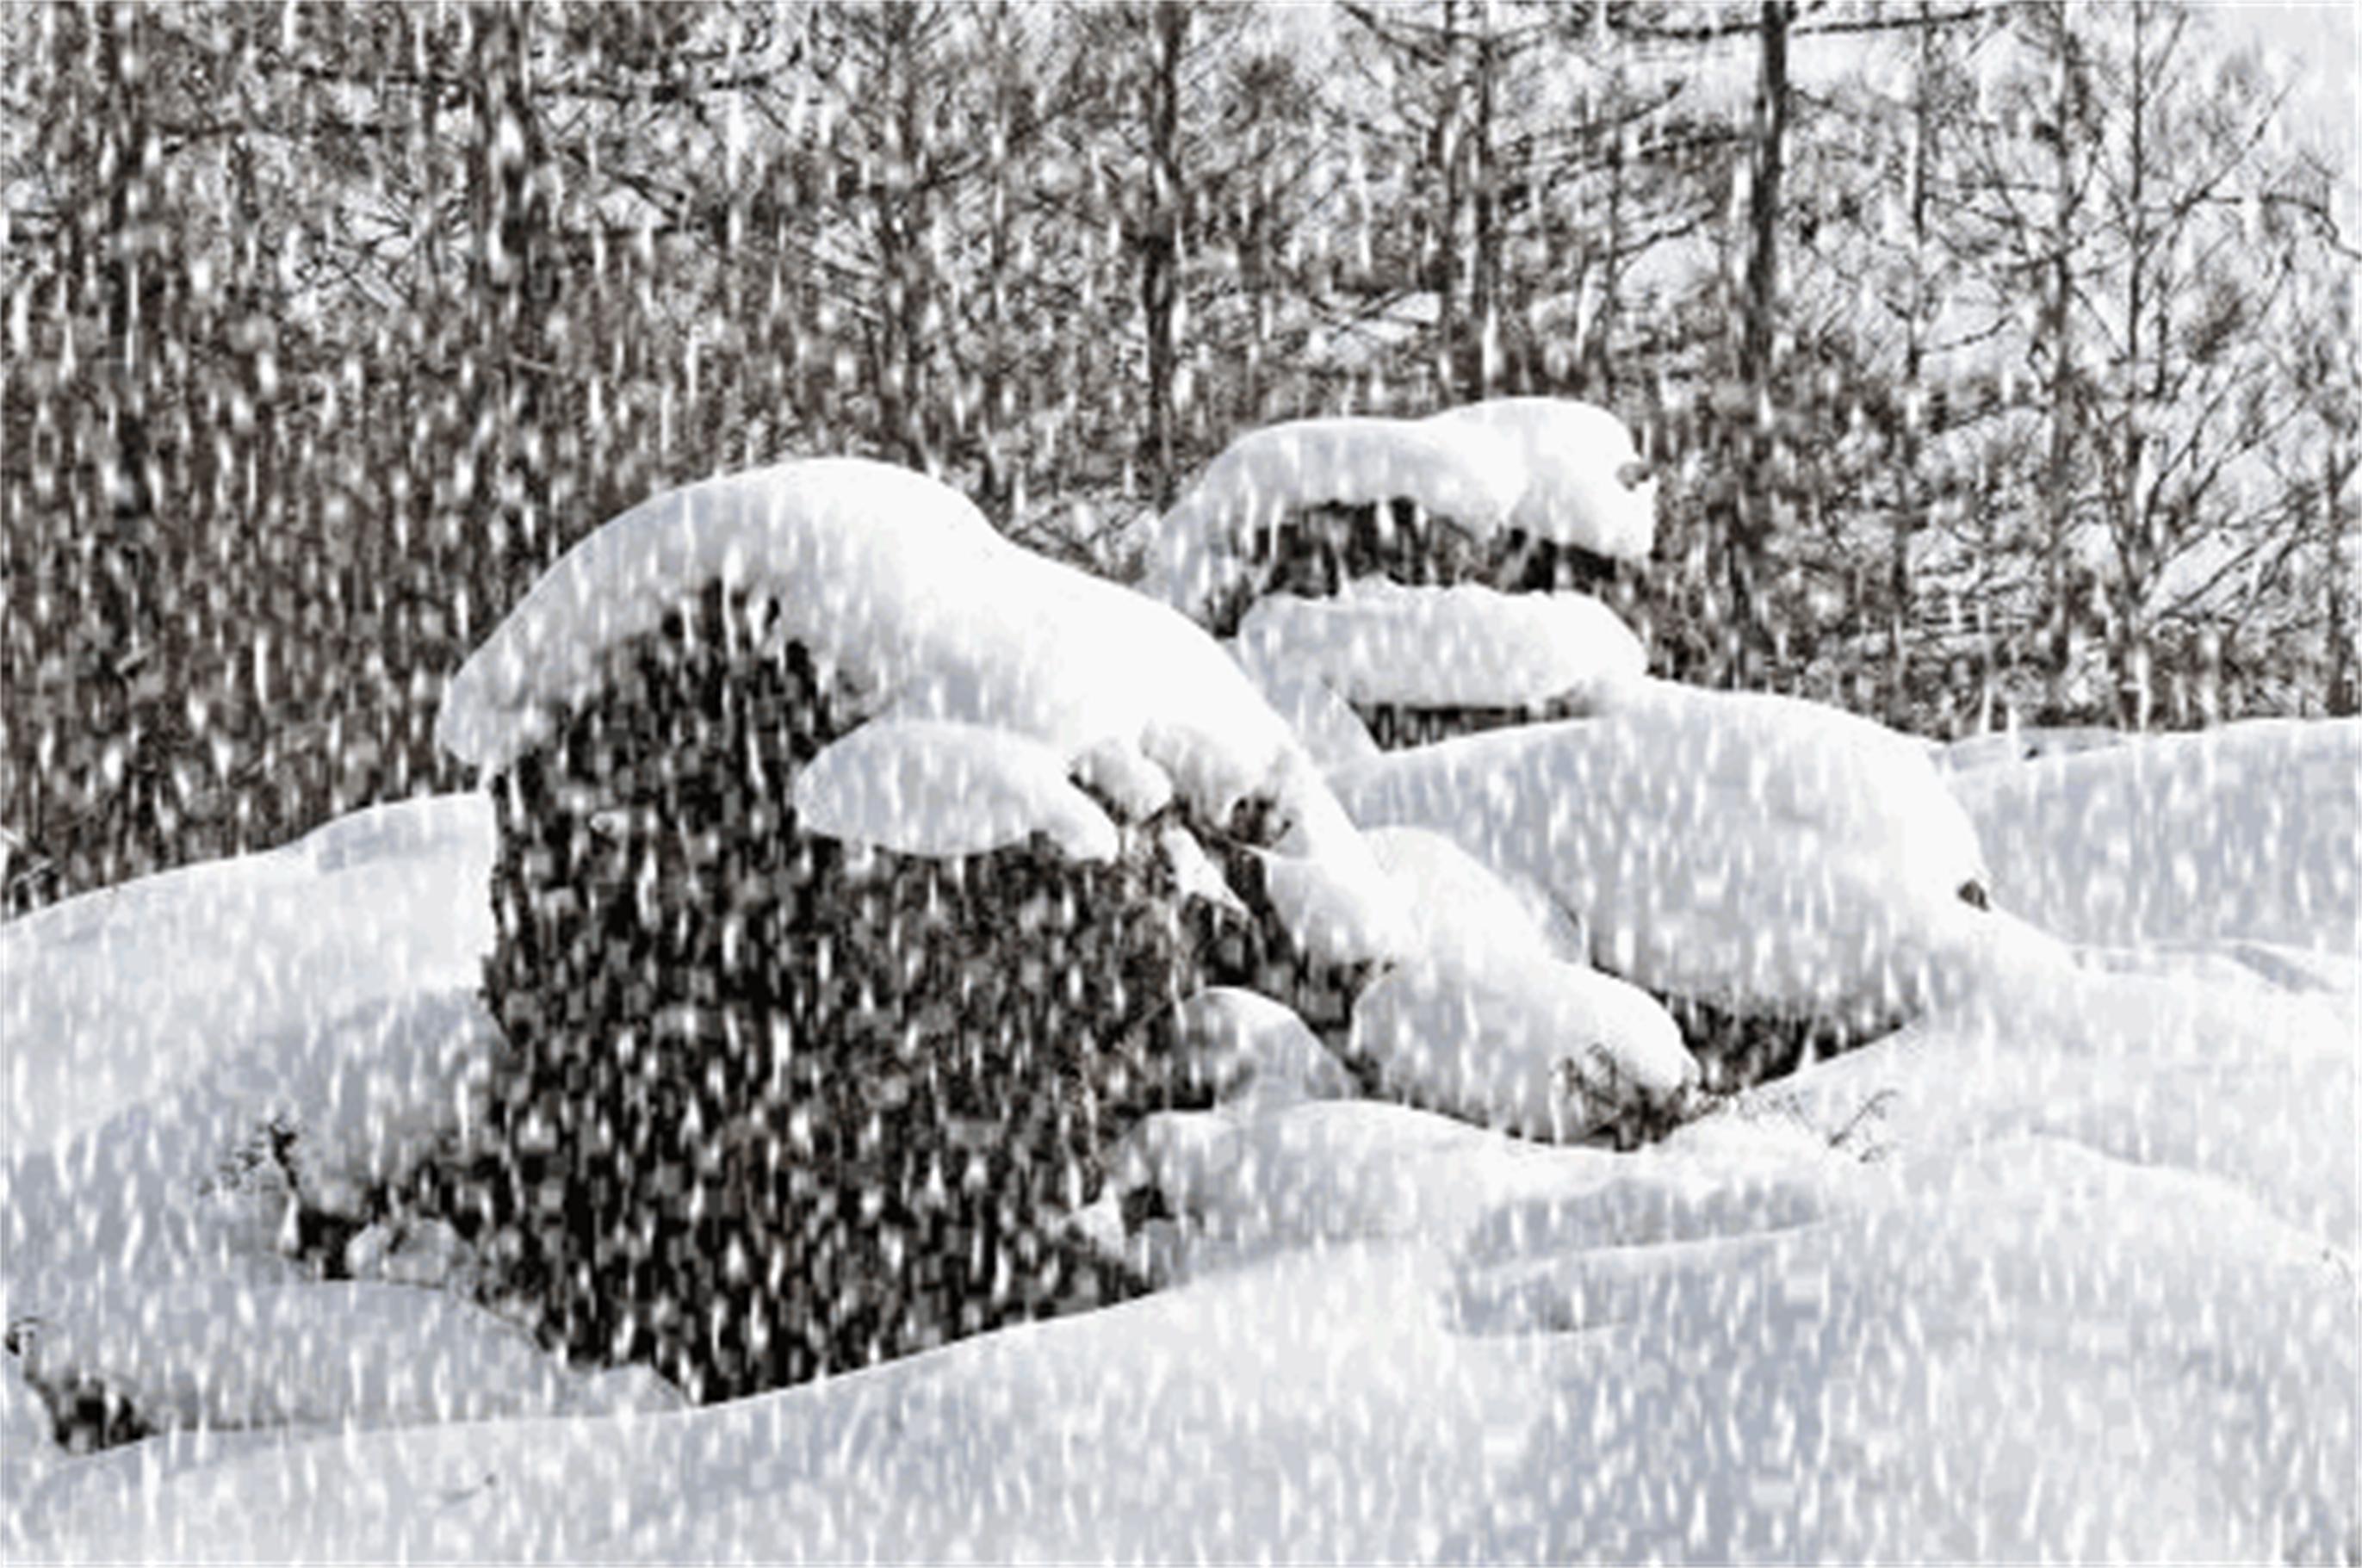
469 2 556 605
1887 1 1936 727
1727 0 1790 689
2330 438 2357 716
1472 7 1500 399
1142 2 1188 506
2040 20 2082 719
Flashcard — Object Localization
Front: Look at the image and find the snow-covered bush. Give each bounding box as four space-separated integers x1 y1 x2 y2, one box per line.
417 458 1411 1402
1146 400 1657 751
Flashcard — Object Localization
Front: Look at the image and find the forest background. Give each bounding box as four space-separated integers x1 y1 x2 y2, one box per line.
3 0 2354 914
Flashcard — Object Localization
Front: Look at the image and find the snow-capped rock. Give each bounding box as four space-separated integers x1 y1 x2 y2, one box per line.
1145 416 1526 621
1348 826 1696 1139
1362 825 1584 973
1226 641 1383 772
1335 678 1993 1021
436 455 1406 970
1351 958 1697 1140
1144 399 1654 629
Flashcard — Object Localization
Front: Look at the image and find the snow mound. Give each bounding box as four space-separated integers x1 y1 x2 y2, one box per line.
1168 989 1357 1105
9 1282 673 1440
1423 395 1658 559
1363 825 1584 973
1225 642 1382 772
1352 958 1696 1139
1113 1098 1613 1261
1235 580 1644 712
2 795 497 1165
793 720 1120 863
1352 826 1695 1138
1949 716 2359 953
1335 679 1993 1018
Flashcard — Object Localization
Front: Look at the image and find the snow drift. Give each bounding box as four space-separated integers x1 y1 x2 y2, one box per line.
1334 678 1994 1023
3 714 2354 1561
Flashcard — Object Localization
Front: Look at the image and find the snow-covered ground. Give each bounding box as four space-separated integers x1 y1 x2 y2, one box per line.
4 706 2353 1562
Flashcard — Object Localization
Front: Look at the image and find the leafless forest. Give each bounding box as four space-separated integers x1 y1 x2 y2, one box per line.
4 1 2353 911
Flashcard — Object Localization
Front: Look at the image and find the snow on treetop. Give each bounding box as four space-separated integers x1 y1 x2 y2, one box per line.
436 456 1410 951
1236 579 1645 712
1145 399 1657 623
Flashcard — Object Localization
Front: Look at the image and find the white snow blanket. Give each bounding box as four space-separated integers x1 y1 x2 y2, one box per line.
1235 580 1645 712
435 456 1410 969
9 1282 678 1438
1949 717 2359 954
1147 399 1657 625
1334 679 1993 1019
3 722 2353 1560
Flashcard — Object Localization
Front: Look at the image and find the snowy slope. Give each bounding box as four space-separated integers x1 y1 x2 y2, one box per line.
2 796 495 1166
4 722 2355 1562
1949 717 2359 954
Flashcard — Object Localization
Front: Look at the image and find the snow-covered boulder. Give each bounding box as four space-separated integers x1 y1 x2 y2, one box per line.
1363 825 1584 974
425 456 1409 1404
1225 641 1383 772
793 719 1122 863
1352 826 1696 1139
1335 679 1994 1032
1144 400 1657 636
